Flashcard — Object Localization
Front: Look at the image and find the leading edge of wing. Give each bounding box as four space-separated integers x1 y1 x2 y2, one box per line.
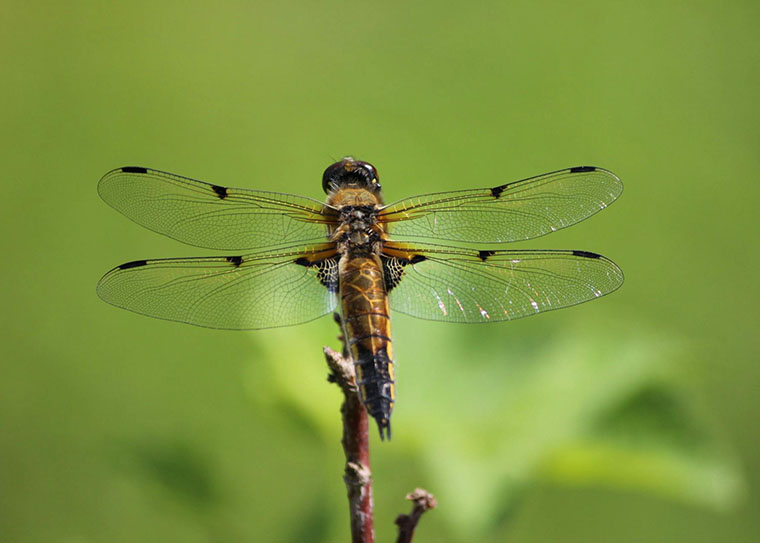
382 242 624 323
379 166 623 244
98 166 337 251
96 245 339 330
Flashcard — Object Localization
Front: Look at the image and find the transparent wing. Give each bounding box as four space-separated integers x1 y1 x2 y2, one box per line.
383 243 623 323
97 245 339 330
380 166 622 243
98 167 336 250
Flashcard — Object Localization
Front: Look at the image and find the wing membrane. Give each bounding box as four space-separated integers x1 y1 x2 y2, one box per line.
383 243 623 323
98 167 336 250
97 246 339 329
380 166 622 243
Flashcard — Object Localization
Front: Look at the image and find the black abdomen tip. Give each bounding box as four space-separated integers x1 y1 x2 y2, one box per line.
376 418 391 441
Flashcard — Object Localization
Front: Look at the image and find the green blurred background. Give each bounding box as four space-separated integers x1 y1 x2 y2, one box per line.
2 1 758 541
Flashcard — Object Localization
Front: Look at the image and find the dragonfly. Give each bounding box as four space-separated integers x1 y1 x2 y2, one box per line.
97 158 624 439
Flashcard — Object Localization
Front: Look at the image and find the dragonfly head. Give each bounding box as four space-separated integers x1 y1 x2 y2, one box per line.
322 157 382 195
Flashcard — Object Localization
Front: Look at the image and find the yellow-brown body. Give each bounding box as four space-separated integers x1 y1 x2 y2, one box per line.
339 254 395 438
327 184 395 439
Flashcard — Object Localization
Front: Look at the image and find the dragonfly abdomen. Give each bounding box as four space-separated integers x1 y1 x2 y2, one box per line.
340 254 395 440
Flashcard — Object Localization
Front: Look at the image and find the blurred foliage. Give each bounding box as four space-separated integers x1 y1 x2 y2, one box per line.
261 322 743 537
2 0 759 542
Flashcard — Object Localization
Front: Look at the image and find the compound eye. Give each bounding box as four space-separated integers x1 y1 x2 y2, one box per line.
322 161 345 193
358 161 379 182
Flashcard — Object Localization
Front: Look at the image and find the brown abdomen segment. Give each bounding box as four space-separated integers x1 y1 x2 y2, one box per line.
340 254 395 440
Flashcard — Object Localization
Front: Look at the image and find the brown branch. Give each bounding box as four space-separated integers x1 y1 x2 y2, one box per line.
325 313 374 543
394 488 437 543
326 316 436 542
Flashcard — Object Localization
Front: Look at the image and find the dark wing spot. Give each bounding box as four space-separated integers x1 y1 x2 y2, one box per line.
382 257 404 291
572 250 602 259
293 257 338 293
570 166 596 173
490 185 505 198
226 255 243 267
118 259 148 270
478 250 496 261
211 185 228 199
121 166 148 174
316 259 339 293
382 254 425 291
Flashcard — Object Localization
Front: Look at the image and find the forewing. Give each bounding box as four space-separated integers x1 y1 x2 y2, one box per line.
98 167 335 250
383 243 623 323
97 246 339 329
380 166 622 243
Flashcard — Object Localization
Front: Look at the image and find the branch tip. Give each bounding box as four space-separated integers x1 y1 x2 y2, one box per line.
323 345 356 394
394 488 437 543
406 488 437 510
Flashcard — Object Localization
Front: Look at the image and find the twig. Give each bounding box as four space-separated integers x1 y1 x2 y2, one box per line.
326 316 436 542
394 488 437 543
325 313 374 543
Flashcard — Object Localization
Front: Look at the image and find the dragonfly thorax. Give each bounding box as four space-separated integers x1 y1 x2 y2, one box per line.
332 204 385 255
339 204 377 225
